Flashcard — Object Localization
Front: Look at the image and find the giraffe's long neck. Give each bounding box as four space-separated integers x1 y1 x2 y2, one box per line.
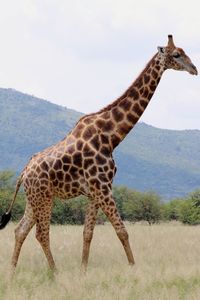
97 52 165 150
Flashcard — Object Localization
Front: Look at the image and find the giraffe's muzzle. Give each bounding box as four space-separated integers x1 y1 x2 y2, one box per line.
189 63 198 75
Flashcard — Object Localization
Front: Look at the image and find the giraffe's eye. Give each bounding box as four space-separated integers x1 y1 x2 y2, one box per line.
173 52 181 59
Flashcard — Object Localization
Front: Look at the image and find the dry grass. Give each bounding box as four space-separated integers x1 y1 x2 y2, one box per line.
0 222 200 299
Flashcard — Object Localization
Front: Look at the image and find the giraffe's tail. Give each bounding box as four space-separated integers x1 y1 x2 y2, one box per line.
0 173 24 230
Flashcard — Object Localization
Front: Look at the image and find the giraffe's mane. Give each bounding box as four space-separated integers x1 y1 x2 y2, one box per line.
79 52 158 122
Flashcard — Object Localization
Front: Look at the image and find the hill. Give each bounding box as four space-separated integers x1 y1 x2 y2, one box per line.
0 88 200 200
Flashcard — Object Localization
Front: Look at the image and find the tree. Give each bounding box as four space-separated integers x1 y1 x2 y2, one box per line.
0 170 15 190
178 190 200 225
137 192 162 225
162 198 183 221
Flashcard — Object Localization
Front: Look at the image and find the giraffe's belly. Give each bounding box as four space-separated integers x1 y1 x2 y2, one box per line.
52 175 89 200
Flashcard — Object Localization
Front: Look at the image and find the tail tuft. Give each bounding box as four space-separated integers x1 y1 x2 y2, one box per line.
0 212 11 230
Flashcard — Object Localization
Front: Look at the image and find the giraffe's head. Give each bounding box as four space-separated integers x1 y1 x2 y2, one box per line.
157 35 198 75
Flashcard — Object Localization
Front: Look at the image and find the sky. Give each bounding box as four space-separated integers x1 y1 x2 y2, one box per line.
0 0 199 130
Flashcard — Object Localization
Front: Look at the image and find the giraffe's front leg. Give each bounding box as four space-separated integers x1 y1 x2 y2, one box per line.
99 190 135 266
81 201 99 272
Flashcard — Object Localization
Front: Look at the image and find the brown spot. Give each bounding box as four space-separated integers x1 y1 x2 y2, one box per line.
111 134 121 148
109 160 115 170
83 144 95 157
148 92 153 99
104 197 109 204
101 111 110 119
152 69 158 80
83 116 95 125
69 166 79 180
40 185 46 192
89 178 101 190
112 107 124 122
73 152 82 167
53 179 58 187
100 134 109 145
96 154 106 165
147 68 151 74
108 171 113 180
142 88 149 98
88 165 97 176
133 103 143 116
104 166 109 172
73 123 84 138
98 173 109 182
90 135 100 150
82 125 96 141
40 161 49 172
96 119 105 129
100 146 110 157
65 174 72 182
62 155 71 164
117 124 131 136
150 83 156 92
40 179 48 185
156 77 161 85
140 99 148 109
104 120 114 132
63 164 70 172
64 184 70 192
76 140 83 151
72 188 78 194
155 65 160 71
119 99 132 111
36 165 41 174
129 88 139 99
102 188 109 196
140 87 144 94
96 119 114 132
79 169 84 176
72 181 79 189
135 77 143 88
127 113 138 124
84 158 94 169
53 159 62 170
85 172 90 179
57 171 64 181
144 74 150 84
59 182 64 189
68 145 75 154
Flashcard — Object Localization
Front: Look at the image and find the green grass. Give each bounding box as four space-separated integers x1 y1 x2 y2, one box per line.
0 222 200 299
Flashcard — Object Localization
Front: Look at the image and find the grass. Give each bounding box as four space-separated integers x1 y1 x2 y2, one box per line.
0 222 200 299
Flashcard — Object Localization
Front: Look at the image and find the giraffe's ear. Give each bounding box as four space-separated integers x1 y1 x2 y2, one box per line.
157 46 165 54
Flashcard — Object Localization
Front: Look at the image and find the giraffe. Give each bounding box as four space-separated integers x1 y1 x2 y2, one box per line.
0 35 197 272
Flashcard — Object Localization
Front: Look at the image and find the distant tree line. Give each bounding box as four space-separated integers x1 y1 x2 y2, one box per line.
0 171 200 225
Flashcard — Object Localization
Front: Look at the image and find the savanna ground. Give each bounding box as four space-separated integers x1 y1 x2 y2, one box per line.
0 222 200 300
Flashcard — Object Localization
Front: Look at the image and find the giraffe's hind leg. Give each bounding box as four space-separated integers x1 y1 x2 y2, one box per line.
34 197 56 271
81 201 99 272
11 201 35 271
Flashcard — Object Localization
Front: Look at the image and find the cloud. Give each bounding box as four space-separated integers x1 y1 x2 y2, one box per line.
0 0 199 129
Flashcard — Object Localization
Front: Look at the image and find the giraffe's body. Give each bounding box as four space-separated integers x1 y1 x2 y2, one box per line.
0 35 197 272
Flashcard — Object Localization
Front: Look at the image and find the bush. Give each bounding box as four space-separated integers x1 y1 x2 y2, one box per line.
178 190 200 225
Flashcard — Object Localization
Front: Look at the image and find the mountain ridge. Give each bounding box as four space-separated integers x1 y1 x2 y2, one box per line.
0 87 200 200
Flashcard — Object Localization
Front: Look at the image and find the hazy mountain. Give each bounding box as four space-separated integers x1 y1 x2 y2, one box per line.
0 88 199 200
